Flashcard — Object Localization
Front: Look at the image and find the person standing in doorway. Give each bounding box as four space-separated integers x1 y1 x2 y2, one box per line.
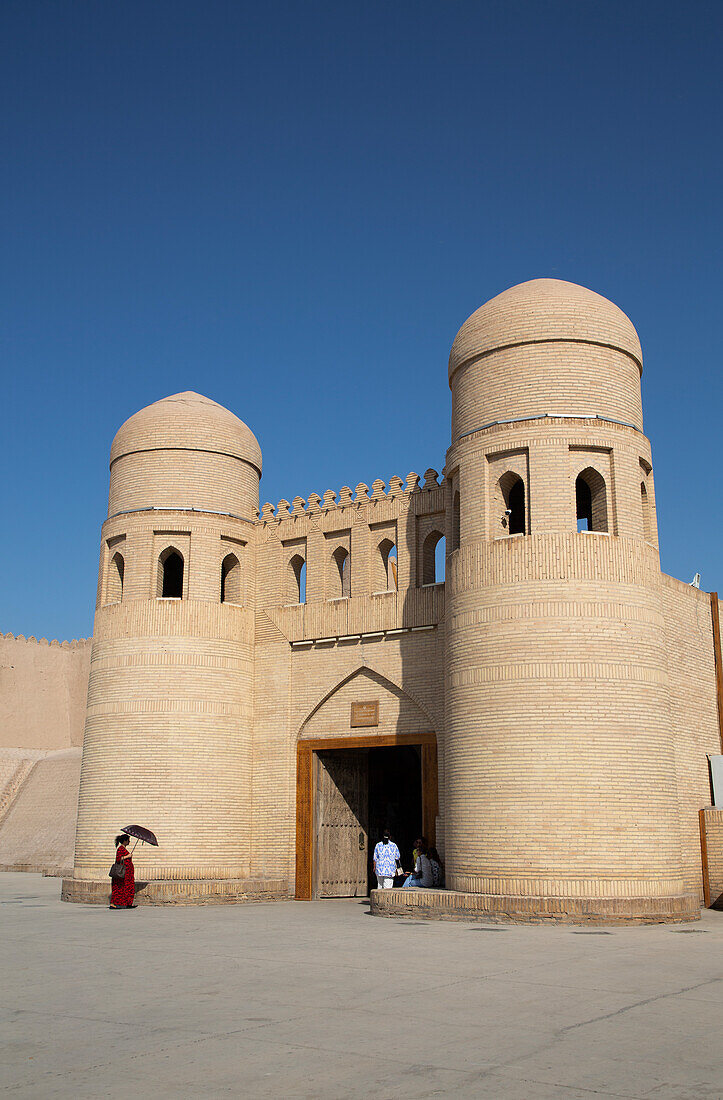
372 830 401 889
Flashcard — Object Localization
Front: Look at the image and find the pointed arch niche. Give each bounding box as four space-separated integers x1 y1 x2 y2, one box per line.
570 447 614 535
220 553 242 604
158 547 184 598
377 538 398 592
295 666 438 900
640 457 655 544
104 535 126 606
330 543 351 598
487 450 529 539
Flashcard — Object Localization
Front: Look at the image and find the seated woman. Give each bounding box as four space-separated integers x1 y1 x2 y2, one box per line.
401 838 434 888
427 846 444 888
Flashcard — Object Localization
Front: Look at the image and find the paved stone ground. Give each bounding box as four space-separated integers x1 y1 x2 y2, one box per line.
2 873 723 1099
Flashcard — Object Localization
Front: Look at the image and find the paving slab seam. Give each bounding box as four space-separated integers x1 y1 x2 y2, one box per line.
480 1071 645 1099
556 974 723 1035
0 1016 314 1093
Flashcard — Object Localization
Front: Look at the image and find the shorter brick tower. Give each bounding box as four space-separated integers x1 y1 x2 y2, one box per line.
68 392 260 899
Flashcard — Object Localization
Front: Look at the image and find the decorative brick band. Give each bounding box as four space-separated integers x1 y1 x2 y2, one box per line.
448 661 667 688
73 862 254 881
448 600 663 631
62 876 292 906
370 887 700 925
446 874 687 899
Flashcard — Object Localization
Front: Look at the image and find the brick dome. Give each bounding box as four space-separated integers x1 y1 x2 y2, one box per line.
110 391 262 475
448 279 642 384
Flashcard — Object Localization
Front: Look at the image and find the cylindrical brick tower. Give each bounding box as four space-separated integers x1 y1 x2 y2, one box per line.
444 279 696 922
65 391 260 902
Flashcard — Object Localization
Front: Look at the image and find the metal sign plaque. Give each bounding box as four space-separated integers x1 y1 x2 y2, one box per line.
350 701 379 727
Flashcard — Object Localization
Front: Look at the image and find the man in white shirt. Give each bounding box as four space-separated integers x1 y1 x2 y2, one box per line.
372 830 401 888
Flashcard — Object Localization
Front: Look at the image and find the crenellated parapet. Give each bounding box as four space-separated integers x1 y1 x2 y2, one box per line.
256 468 444 524
253 467 450 636
1 632 91 649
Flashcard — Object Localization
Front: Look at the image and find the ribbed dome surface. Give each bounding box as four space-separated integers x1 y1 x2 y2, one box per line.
448 279 642 383
110 392 262 474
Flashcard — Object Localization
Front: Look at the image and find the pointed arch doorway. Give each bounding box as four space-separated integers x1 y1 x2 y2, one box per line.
295 732 438 901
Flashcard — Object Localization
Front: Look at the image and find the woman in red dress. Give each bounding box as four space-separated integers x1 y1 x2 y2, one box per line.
110 833 136 909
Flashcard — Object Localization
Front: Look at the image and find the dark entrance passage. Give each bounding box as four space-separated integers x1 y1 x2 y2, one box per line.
313 746 422 898
295 733 437 901
368 746 422 887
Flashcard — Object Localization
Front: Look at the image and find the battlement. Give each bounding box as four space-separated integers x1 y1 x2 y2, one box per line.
256 469 443 523
1 632 91 649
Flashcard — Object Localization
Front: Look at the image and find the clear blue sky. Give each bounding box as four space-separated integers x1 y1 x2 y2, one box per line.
2 1 721 640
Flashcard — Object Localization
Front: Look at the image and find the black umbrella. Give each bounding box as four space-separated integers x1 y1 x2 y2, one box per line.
122 824 159 853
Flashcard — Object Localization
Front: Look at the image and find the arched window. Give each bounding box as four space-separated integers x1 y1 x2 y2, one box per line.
388 545 398 590
159 548 184 598
107 552 124 604
452 491 461 551
576 468 608 533
641 482 652 542
498 472 526 535
220 554 242 604
332 546 350 598
422 530 445 585
289 554 306 604
378 539 397 591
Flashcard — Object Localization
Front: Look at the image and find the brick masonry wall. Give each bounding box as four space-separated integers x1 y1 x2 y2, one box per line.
661 578 722 896
0 633 90 750
75 598 255 882
249 627 445 889
370 886 698 925
109 449 260 518
452 343 643 441
701 807 723 907
447 417 657 546
96 511 256 607
445 534 686 899
253 470 446 613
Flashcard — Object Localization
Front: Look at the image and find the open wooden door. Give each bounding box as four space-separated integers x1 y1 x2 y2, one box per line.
295 733 437 901
314 750 368 897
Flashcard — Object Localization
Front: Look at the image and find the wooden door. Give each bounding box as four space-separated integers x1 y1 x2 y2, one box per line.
314 750 368 897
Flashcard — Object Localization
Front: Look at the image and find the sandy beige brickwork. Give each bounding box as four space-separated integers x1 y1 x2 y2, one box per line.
444 536 688 904
701 808 723 907
250 628 445 890
443 280 698 921
0 633 90 750
448 280 644 438
71 392 260 889
370 885 697 925
0 748 81 874
661 579 723 896
74 597 255 882
0 633 89 875
52 280 721 919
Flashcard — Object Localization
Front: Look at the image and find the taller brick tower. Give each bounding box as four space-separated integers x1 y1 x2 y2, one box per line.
69 392 260 899
443 279 696 922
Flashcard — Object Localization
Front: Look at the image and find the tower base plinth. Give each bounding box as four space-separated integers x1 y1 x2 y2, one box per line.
370 887 700 925
61 876 291 906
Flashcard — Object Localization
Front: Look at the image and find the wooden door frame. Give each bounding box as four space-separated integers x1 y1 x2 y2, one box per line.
295 732 438 901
